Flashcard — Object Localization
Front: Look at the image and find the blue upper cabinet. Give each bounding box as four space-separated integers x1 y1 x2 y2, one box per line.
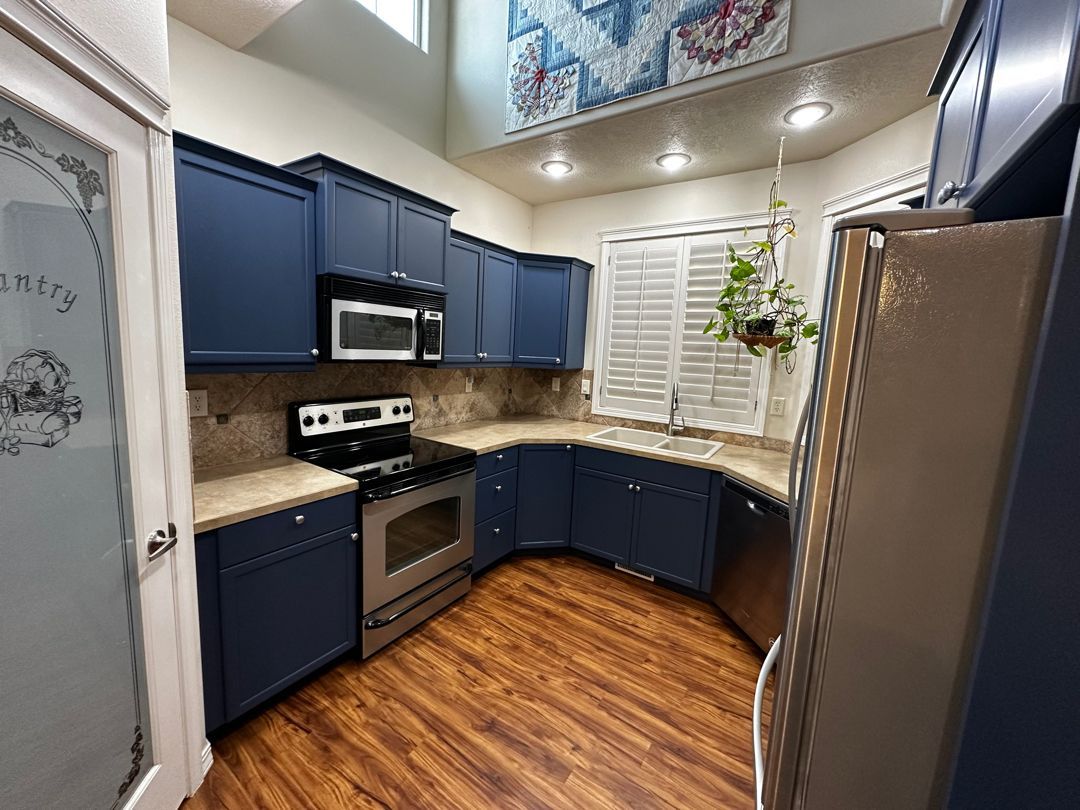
928 0 1080 218
441 232 518 367
174 134 318 373
284 154 455 291
513 255 592 369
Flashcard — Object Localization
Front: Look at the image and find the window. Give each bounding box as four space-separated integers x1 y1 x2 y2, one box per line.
358 0 425 50
595 220 780 434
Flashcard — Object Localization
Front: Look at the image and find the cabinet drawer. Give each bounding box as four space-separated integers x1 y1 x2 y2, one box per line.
476 468 518 524
576 447 711 494
476 446 519 479
474 509 516 571
217 493 356 569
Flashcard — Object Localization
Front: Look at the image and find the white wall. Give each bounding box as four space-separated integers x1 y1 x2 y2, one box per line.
167 18 533 250
243 0 449 155
448 0 954 159
531 104 937 440
49 0 171 100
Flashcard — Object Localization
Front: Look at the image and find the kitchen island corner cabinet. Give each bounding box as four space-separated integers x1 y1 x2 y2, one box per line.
173 133 319 372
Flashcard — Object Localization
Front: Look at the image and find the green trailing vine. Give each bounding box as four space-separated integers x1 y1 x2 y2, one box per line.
703 138 819 373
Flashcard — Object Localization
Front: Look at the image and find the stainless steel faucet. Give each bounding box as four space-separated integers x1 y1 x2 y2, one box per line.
666 382 684 436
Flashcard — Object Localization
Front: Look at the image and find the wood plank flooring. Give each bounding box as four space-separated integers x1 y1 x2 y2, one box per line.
184 555 771 809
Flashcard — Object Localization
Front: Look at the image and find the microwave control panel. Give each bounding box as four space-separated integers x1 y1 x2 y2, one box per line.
421 311 443 361
296 395 413 437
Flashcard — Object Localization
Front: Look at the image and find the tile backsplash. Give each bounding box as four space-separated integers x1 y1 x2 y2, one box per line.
186 366 789 469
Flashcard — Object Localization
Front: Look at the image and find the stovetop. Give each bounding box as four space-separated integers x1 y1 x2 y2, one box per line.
286 395 475 494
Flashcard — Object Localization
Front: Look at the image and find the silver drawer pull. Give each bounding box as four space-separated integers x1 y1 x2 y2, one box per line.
350 532 359 542
493 528 501 535
496 454 504 460
295 515 305 525
494 485 503 492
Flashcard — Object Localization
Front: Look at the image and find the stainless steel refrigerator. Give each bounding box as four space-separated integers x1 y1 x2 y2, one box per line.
759 209 1060 809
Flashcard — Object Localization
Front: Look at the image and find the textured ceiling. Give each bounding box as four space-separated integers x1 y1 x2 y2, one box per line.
166 0 305 49
452 30 950 205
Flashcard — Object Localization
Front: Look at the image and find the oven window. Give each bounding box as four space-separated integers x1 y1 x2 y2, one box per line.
339 310 414 352
385 496 461 576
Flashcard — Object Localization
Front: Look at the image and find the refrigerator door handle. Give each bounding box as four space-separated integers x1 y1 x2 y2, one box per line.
788 391 813 541
755 634 784 810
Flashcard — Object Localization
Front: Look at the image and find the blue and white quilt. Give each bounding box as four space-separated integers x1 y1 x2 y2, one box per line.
507 1 791 132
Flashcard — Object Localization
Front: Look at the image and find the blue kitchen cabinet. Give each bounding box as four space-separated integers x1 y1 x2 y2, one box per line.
284 154 454 291
928 0 1080 217
443 238 483 364
513 255 592 369
516 444 575 548
570 467 636 563
475 509 517 571
442 235 517 366
194 493 357 733
173 134 318 372
631 481 710 589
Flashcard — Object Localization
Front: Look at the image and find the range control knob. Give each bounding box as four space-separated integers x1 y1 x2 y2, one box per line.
392 463 401 471
392 406 402 415
317 414 329 425
302 415 315 427
402 404 412 414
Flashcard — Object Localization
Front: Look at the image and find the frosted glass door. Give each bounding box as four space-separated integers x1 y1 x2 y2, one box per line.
0 95 153 807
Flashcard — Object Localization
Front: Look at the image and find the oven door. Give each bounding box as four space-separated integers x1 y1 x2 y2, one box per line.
331 298 419 361
361 470 475 613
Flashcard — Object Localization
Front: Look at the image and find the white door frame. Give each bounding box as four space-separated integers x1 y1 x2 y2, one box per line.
0 2 207 803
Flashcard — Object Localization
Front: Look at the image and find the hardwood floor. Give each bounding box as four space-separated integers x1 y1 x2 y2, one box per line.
185 555 771 809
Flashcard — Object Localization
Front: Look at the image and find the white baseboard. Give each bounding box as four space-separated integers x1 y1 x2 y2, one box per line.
201 741 213 779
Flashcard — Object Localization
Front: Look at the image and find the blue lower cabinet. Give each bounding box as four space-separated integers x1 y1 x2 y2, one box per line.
475 509 517 571
516 444 575 548
194 532 226 733
218 527 357 719
631 481 709 589
476 468 518 524
570 467 635 563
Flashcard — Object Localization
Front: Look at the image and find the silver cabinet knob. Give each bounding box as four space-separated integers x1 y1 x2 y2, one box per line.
493 527 501 535
495 484 503 492
399 273 407 280
628 483 635 491
476 353 483 359
496 454 504 460
390 271 400 279
310 348 319 357
634 485 641 492
350 532 359 542
936 180 966 205
295 515 305 525
555 357 562 365
565 445 571 450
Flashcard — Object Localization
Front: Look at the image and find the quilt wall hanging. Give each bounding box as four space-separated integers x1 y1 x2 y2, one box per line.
507 0 791 133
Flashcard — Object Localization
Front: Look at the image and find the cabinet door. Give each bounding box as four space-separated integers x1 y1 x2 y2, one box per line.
927 9 988 208
175 148 316 370
443 238 482 364
631 481 709 589
514 260 569 367
397 199 449 291
516 444 575 548
218 528 357 719
570 468 634 564
479 249 517 363
326 175 397 282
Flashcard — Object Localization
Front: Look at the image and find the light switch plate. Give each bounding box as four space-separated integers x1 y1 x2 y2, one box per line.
770 397 786 416
552 377 560 392
188 389 208 418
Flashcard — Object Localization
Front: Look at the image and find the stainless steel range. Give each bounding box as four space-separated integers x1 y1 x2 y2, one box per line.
288 395 475 657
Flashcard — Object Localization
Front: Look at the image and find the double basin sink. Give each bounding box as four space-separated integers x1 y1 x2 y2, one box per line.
587 427 724 460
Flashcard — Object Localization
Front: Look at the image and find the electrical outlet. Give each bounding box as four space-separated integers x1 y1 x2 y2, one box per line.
188 389 208 418
552 377 561 392
581 379 592 396
770 397 786 417
465 374 474 393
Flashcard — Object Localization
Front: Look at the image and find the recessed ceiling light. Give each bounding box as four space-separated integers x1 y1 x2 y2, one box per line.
784 102 833 128
541 160 573 177
657 152 692 170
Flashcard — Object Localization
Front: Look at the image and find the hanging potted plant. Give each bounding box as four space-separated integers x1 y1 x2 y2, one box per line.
703 138 818 372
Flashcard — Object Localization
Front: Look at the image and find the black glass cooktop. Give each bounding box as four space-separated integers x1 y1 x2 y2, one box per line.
300 435 475 491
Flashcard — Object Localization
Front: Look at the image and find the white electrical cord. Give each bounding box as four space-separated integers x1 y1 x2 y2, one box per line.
754 634 783 810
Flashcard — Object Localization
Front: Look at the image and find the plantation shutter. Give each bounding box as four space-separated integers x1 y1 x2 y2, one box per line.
676 235 764 427
598 237 681 418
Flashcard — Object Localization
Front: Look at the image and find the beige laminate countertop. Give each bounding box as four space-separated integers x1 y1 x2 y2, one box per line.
193 456 358 534
417 416 791 502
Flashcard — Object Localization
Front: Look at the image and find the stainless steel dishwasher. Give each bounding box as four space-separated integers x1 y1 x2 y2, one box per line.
710 477 790 652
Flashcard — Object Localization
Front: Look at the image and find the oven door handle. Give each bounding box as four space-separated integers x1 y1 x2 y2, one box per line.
364 563 473 629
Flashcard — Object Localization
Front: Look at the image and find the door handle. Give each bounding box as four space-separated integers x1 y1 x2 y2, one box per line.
147 522 178 562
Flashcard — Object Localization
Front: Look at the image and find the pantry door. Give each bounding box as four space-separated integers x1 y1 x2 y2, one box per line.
0 23 188 810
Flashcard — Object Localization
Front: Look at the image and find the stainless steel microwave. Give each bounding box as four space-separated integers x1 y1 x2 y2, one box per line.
319 276 444 362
